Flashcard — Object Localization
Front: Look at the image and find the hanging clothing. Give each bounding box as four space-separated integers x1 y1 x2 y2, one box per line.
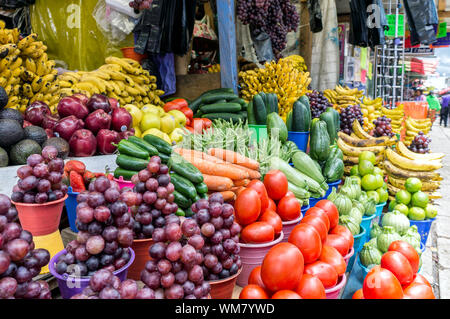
404 0 439 46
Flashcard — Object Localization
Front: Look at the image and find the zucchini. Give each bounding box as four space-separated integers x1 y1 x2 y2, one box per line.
267 93 279 114
292 151 328 191
247 100 257 124
269 156 307 189
201 113 245 123
169 153 204 184
143 134 172 155
127 136 158 156
113 167 139 181
288 182 311 200
170 173 198 201
173 190 192 209
116 155 149 171
201 93 238 104
195 182 208 194
309 119 331 162
253 94 267 125
199 103 241 114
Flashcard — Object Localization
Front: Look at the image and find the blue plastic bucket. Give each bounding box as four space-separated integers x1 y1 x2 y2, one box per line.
65 186 79 233
409 218 436 247
375 202 386 217
346 225 367 273
325 180 341 198
248 125 268 144
287 131 309 152
301 204 310 214
309 196 325 208
361 214 377 243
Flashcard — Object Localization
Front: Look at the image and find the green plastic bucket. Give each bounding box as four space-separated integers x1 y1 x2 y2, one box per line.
248 124 268 143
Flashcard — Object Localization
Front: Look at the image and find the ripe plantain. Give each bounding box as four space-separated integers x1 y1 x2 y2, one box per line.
385 148 442 172
338 131 395 147
396 141 444 161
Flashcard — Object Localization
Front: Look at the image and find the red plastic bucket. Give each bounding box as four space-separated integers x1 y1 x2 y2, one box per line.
127 238 154 280
121 47 147 63
325 273 347 299
208 267 242 299
343 247 354 265
114 176 135 190
281 213 304 242
13 194 68 236
236 232 284 287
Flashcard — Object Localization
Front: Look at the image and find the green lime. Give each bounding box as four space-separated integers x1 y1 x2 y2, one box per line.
367 191 380 204
405 177 422 193
408 207 426 221
388 199 397 212
359 151 376 165
350 165 360 176
394 203 409 216
358 160 374 176
373 174 384 189
376 188 389 204
396 190 412 205
411 191 429 208
425 204 438 219
382 182 388 191
373 167 384 177
361 174 377 191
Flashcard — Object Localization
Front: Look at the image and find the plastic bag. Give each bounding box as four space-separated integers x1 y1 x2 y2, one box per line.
404 0 438 46
308 0 323 33
348 0 368 47
152 53 175 96
249 24 274 62
367 0 387 48
30 0 134 71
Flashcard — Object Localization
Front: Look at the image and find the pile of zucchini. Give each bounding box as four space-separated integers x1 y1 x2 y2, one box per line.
113 134 209 217
189 88 248 123
248 92 278 125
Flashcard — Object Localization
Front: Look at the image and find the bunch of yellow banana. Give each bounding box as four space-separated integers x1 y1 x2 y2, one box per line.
381 105 404 135
238 59 311 120
208 64 220 73
404 117 431 145
280 55 307 72
384 143 443 201
323 85 363 113
51 56 164 112
360 97 382 131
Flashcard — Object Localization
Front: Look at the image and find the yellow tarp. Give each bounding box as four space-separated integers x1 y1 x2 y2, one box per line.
30 0 134 71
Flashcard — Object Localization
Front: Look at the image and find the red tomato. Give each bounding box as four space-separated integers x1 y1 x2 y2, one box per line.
300 215 327 242
304 207 330 231
247 180 269 213
304 261 338 289
271 290 302 299
388 241 420 274
239 285 269 299
288 223 322 264
241 222 275 244
277 195 300 221
403 283 435 299
352 288 364 299
315 199 339 229
362 266 404 299
268 198 277 211
409 274 432 288
261 242 304 292
330 225 354 247
259 209 283 235
285 190 295 198
294 274 326 299
319 245 347 276
263 170 288 200
324 234 350 257
380 251 414 286
248 266 265 288
234 188 261 226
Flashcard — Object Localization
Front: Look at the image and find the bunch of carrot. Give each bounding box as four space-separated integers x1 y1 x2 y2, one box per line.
174 148 261 202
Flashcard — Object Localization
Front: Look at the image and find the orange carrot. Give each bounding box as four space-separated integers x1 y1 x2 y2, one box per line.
232 186 246 197
208 148 259 170
203 174 233 191
233 179 250 187
178 155 249 180
218 191 236 202
174 148 221 163
238 167 261 180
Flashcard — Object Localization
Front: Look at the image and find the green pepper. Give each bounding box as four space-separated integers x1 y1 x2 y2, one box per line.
116 140 149 160
175 208 185 216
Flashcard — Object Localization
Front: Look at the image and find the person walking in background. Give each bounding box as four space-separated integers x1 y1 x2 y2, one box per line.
440 92 450 127
426 91 441 127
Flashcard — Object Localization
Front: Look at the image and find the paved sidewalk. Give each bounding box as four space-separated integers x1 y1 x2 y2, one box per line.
423 124 450 299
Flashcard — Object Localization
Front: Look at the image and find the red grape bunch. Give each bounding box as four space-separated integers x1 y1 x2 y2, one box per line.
340 105 364 135
307 90 333 119
11 146 68 204
373 116 395 138
71 269 154 299
0 194 51 299
129 0 152 11
55 176 136 278
409 132 431 154
129 156 178 239
192 194 242 281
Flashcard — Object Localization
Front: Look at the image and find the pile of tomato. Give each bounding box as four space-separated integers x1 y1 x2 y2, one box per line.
353 241 435 299
233 170 302 244
239 197 356 299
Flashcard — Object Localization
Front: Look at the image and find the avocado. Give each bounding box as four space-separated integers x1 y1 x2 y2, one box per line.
42 137 70 159
24 126 48 146
9 139 42 165
0 147 8 167
0 119 24 149
0 86 8 109
0 108 24 126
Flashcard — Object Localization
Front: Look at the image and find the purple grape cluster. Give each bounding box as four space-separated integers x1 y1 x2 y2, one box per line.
71 269 154 299
373 116 395 138
237 0 299 58
129 156 178 239
307 91 332 118
128 0 151 11
55 176 135 277
340 105 364 135
0 194 51 299
11 146 68 204
193 193 242 281
409 132 431 154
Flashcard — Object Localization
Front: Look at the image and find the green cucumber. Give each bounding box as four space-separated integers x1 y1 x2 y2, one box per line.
201 88 235 96
201 113 245 123
127 136 158 156
201 93 239 104
253 94 267 125
188 98 203 114
159 152 170 164
185 207 195 217
247 100 256 125
143 134 172 155
230 98 247 110
170 173 198 201
195 182 208 194
113 167 139 181
173 190 192 209
292 100 310 132
116 155 149 171
116 140 149 159
268 93 279 114
169 153 204 184
199 103 241 114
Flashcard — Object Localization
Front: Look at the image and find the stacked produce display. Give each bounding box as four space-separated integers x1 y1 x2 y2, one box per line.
405 117 432 149
323 85 364 113
381 105 404 136
360 97 382 132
